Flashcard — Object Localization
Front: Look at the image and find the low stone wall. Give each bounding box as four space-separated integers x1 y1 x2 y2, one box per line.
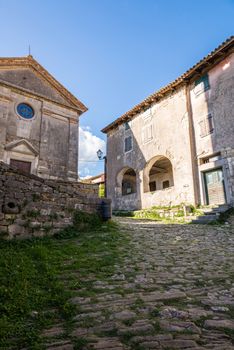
0 162 110 239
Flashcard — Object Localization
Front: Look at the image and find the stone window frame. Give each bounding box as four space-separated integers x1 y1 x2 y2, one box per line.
14 101 37 121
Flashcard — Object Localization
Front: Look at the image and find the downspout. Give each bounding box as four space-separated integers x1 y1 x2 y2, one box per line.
38 100 44 176
185 83 201 206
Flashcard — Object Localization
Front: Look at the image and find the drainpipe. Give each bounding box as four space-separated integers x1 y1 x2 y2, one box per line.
185 84 201 206
104 156 107 198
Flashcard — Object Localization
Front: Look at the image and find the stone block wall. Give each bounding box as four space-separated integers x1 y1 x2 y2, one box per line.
0 162 110 239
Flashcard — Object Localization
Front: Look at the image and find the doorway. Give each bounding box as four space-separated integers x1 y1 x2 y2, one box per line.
204 168 226 205
10 159 31 174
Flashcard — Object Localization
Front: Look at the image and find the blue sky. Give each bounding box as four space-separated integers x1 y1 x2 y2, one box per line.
0 0 233 177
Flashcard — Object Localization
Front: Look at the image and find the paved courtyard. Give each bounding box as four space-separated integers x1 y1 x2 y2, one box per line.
46 217 234 350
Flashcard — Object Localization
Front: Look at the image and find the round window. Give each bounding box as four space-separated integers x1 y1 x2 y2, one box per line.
17 103 34 119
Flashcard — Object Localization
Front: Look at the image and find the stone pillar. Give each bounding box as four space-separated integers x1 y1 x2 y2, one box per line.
67 117 79 181
0 102 8 161
138 169 144 209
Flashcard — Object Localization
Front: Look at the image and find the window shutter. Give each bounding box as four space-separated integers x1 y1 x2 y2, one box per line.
124 122 130 130
207 115 214 133
194 74 210 95
199 120 206 137
125 136 132 152
142 124 153 143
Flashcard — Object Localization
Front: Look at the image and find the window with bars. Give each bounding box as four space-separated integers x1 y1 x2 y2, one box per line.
199 114 214 137
193 74 210 96
124 136 132 152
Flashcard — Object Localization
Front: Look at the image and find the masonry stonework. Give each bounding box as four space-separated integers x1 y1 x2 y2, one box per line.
0 162 109 239
0 55 87 181
103 37 234 211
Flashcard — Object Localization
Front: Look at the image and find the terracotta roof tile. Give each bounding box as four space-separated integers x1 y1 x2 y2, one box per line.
102 36 234 133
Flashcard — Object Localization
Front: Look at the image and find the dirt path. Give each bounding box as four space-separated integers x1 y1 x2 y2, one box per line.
45 218 234 350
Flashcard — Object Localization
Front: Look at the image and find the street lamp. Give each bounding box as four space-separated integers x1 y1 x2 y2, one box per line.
96 149 107 197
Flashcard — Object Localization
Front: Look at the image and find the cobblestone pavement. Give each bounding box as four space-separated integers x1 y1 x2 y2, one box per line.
45 218 234 350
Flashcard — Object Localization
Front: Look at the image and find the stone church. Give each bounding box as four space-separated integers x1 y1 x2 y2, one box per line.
0 55 87 180
102 36 234 210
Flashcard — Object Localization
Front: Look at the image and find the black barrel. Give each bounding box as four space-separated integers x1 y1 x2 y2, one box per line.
101 200 112 221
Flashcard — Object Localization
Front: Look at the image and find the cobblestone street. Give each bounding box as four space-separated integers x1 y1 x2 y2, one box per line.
45 218 234 350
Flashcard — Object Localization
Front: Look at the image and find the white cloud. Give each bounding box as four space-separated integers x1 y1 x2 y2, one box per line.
79 126 106 178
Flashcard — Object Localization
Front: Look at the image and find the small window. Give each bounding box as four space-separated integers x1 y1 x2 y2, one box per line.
124 121 130 130
193 74 210 96
199 114 214 137
17 103 34 119
163 180 170 189
149 181 156 192
122 182 132 194
142 124 153 144
124 136 132 152
200 152 221 165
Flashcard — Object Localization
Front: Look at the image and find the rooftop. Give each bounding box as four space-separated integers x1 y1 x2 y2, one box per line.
102 36 234 133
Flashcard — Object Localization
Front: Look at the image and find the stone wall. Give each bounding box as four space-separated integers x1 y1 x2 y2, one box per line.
106 86 195 210
0 77 80 181
0 162 110 239
190 52 234 205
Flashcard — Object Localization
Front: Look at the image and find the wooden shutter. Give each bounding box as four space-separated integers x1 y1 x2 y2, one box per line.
207 115 214 133
125 136 132 152
199 120 206 137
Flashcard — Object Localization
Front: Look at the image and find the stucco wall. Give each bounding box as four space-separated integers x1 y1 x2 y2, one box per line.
107 86 195 210
190 52 234 205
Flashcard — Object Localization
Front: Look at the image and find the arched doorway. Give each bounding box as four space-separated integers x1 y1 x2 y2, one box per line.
117 167 137 196
143 156 174 192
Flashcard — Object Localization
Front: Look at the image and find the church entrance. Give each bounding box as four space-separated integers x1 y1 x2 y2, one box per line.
10 159 31 174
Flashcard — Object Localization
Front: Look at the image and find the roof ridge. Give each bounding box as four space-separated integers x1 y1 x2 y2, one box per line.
0 55 88 113
102 35 234 133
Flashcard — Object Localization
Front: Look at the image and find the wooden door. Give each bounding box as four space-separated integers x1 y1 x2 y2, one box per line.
10 159 31 174
204 169 226 205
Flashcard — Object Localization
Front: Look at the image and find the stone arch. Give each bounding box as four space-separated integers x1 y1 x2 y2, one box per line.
143 155 174 193
116 167 137 196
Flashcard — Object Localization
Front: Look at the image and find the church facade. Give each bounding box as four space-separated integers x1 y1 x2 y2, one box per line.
0 55 87 181
102 37 234 210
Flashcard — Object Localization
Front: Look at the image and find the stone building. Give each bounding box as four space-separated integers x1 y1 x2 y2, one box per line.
102 37 234 210
0 55 87 180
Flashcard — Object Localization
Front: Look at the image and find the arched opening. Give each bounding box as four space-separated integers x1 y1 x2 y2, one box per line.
144 156 174 193
116 167 137 196
122 168 137 196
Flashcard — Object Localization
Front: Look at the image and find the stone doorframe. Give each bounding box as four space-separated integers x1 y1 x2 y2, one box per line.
199 158 230 205
3 139 39 175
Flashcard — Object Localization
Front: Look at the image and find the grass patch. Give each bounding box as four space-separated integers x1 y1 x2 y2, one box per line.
73 337 89 350
130 297 145 310
113 207 191 224
0 216 130 348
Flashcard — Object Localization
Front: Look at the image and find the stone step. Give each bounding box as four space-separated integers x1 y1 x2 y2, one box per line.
197 215 218 220
203 211 220 216
191 214 219 224
203 208 229 214
191 219 216 224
